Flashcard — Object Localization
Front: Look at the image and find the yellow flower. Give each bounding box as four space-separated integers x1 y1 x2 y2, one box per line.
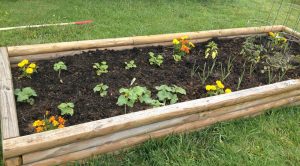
32 120 45 127
189 42 195 47
17 62 26 68
29 63 37 69
205 85 212 91
225 88 232 94
58 124 64 129
268 32 275 38
49 116 55 123
25 67 34 74
172 39 180 45
211 85 217 91
216 80 224 89
52 120 59 127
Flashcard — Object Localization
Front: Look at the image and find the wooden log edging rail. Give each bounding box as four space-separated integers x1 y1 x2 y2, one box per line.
22 90 300 164
7 25 284 57
3 79 300 159
24 95 300 166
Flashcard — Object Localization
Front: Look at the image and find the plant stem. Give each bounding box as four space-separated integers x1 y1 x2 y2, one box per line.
58 70 63 83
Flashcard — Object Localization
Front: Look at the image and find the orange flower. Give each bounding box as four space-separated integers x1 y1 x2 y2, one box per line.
35 126 44 133
58 116 65 125
49 116 55 123
58 124 64 128
181 39 189 45
180 45 190 54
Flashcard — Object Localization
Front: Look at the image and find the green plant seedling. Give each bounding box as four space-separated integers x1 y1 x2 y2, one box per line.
205 41 218 59
14 87 37 105
58 102 75 116
53 61 67 83
155 85 186 104
173 54 182 62
149 52 164 66
93 61 108 76
93 83 109 97
125 60 137 70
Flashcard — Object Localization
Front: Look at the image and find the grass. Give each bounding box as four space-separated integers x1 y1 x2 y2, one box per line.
0 0 299 165
78 107 300 166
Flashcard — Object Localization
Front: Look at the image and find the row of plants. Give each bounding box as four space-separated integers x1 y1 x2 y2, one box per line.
15 32 297 133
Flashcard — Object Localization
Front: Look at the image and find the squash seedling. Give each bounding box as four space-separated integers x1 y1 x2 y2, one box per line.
14 87 37 105
53 61 67 83
155 85 186 105
93 83 109 97
125 60 137 70
58 102 74 116
93 61 108 76
149 52 164 66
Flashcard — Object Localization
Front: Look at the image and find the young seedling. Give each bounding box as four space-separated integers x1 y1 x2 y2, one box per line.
93 61 108 76
149 52 164 66
173 54 182 62
14 87 37 105
219 56 235 81
58 102 74 116
237 62 246 90
155 85 186 105
117 86 161 113
53 61 67 83
93 83 109 97
125 60 137 70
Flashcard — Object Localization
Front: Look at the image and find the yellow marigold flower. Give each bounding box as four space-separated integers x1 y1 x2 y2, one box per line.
35 126 44 133
189 42 195 47
225 88 232 94
17 62 26 68
172 39 180 45
268 32 275 38
25 67 34 74
29 63 37 69
205 85 212 91
52 120 59 127
58 124 64 129
216 80 224 89
211 85 217 91
49 116 55 123
33 120 45 127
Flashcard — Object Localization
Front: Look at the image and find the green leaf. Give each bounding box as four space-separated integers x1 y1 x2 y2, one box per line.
117 95 128 106
58 102 74 116
157 90 172 101
173 85 186 95
170 94 179 104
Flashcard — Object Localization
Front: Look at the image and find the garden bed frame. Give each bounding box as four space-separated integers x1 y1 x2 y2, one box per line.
1 25 300 166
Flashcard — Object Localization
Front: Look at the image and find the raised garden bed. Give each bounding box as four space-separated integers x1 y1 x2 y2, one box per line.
1 25 300 166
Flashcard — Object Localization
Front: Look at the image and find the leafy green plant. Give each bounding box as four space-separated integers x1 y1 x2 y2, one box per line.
173 54 182 62
58 102 74 116
205 41 218 59
93 83 109 97
14 87 37 105
149 52 164 66
93 61 108 76
117 86 161 113
53 61 67 83
267 32 288 53
197 61 216 86
155 85 186 105
125 60 137 70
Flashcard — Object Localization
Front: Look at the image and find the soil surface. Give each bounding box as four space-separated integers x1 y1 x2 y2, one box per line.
12 36 300 135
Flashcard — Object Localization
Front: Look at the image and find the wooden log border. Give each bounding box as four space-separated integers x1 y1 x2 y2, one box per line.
1 25 300 166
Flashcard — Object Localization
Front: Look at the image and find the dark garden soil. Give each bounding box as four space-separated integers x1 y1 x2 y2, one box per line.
12 36 300 136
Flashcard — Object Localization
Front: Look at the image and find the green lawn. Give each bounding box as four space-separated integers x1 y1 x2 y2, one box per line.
0 0 300 165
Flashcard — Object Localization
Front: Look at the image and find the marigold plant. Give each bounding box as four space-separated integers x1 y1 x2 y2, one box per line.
267 32 288 50
17 59 38 79
205 80 232 96
172 36 195 61
32 111 66 133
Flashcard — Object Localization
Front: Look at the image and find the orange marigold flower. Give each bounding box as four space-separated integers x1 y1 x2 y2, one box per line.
52 120 59 127
58 116 65 125
49 116 55 123
180 45 190 54
58 124 64 129
35 126 44 133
